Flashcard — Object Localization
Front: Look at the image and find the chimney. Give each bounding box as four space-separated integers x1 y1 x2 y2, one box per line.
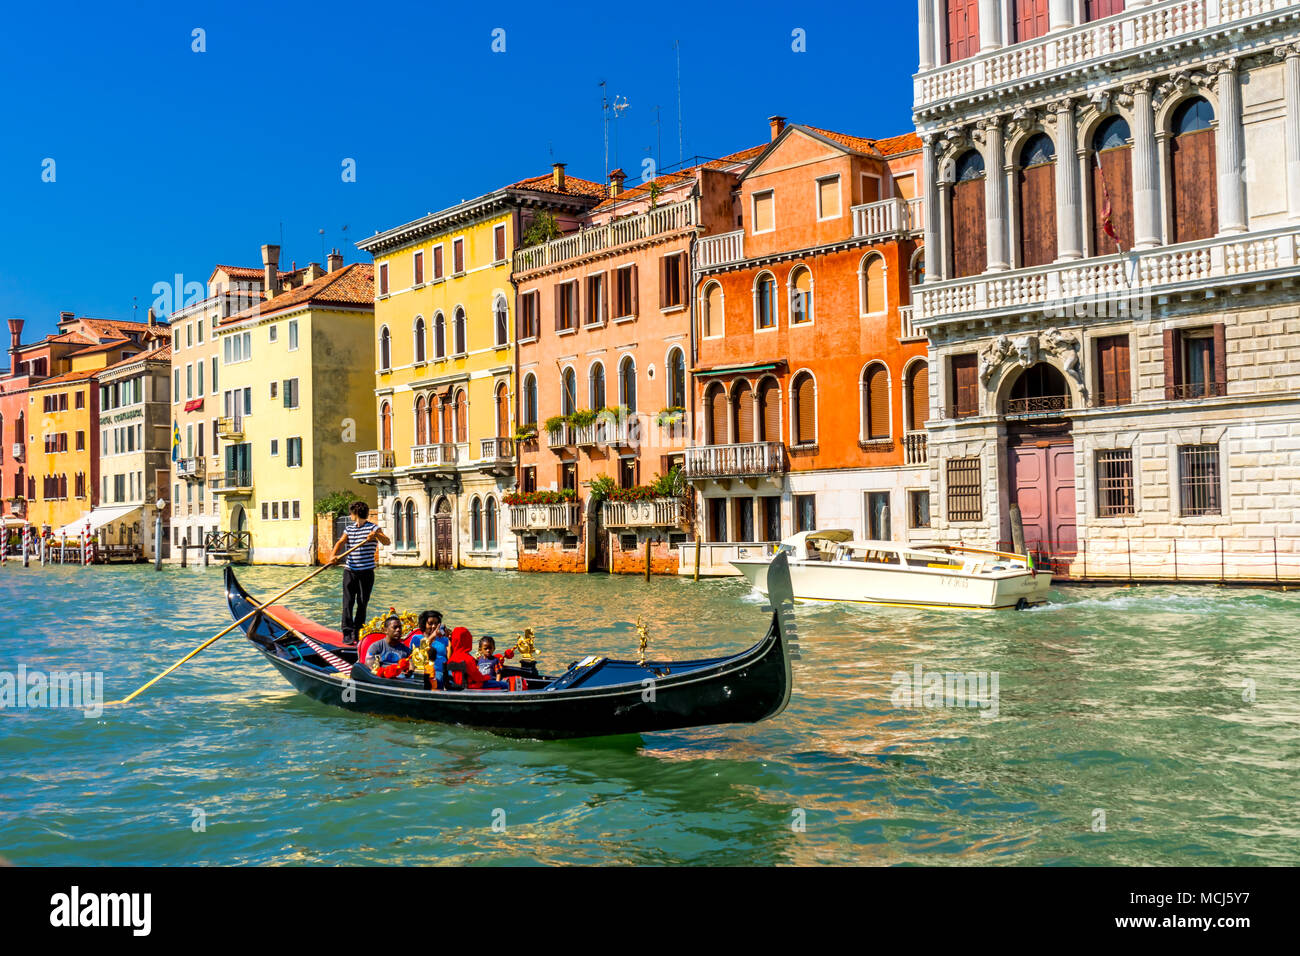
8 318 23 357
261 244 282 299
58 311 75 328
609 168 626 198
552 162 566 191
768 115 787 142
327 248 344 272
304 262 325 283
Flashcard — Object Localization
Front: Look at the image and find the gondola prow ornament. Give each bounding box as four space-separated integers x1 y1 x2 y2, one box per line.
514 627 537 664
635 616 650 666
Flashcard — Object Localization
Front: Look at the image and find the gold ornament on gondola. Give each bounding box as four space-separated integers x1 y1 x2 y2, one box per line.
636 616 649 665
514 627 537 664
361 608 418 638
409 636 432 674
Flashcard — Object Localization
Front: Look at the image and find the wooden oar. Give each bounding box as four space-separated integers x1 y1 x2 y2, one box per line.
107 540 370 705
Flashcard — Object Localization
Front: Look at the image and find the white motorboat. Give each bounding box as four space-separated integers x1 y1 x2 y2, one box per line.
730 530 1052 610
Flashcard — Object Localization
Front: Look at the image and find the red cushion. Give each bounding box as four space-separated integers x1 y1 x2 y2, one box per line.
355 633 385 668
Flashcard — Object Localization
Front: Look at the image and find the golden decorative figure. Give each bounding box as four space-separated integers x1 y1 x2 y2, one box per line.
361 608 418 638
409 636 431 674
515 627 537 664
636 615 649 665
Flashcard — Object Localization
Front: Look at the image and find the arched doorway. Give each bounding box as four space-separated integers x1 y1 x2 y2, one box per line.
433 495 453 569
1003 363 1076 561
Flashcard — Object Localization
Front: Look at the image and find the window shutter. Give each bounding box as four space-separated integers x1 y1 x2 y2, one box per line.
734 382 754 444
796 375 816 444
678 253 690 306
908 364 929 430
1163 327 1182 399
951 354 977 415
601 272 610 323
554 285 563 331
658 256 668 310
630 264 639 316
709 387 727 444
1113 336 1131 404
866 366 890 439
1212 323 1227 394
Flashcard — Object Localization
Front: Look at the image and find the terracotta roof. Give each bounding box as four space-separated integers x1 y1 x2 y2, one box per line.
211 265 289 281
507 173 608 200
79 317 162 337
592 144 764 212
98 344 171 375
29 367 100 387
221 263 374 326
44 331 100 346
70 337 138 357
872 131 923 156
800 124 920 157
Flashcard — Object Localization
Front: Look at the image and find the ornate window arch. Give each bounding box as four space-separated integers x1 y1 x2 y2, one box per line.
522 372 538 426
789 264 813 324
860 361 891 441
665 347 686 410
493 295 509 347
859 252 887 315
588 361 607 410
949 148 987 278
413 315 426 364
379 326 392 370
618 355 637 412
753 271 778 330
701 281 724 338
434 311 446 358
791 370 817 447
453 307 467 355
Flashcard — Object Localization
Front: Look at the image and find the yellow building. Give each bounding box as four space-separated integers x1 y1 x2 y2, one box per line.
213 253 376 564
354 166 605 569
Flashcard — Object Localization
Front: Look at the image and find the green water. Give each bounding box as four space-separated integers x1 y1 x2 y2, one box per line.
0 563 1296 865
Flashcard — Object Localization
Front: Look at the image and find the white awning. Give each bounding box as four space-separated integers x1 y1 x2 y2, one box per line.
53 505 141 538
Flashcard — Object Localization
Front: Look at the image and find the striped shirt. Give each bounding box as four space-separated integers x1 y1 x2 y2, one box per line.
343 521 379 570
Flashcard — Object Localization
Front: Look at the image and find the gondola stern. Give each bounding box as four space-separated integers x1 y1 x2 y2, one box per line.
764 551 798 719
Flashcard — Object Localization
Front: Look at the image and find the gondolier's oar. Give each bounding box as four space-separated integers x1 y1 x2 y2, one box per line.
107 540 370 705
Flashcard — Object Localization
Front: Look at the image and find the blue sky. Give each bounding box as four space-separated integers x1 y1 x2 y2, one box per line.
0 0 919 340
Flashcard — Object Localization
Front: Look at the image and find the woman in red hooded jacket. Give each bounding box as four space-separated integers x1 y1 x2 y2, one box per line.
446 627 490 689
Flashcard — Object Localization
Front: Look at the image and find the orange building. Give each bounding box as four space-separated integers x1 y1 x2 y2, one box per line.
685 119 928 572
511 151 759 573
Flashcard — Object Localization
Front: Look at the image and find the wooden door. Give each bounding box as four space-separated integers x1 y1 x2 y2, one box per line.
1091 145 1134 254
1049 445 1077 551
733 382 754 444
1171 129 1217 244
1013 0 1049 43
1085 0 1124 21
434 511 453 569
1018 162 1057 267
950 178 987 278
946 0 980 63
1010 442 1077 554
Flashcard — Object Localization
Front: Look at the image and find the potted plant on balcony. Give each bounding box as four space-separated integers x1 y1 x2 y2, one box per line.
656 406 685 427
521 210 561 247
588 474 615 504
569 408 599 428
503 488 578 506
512 423 538 445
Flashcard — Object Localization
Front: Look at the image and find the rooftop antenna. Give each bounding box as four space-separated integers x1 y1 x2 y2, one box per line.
652 105 662 172
340 224 349 252
674 40 684 163
612 94 629 171
599 81 610 176
319 228 326 262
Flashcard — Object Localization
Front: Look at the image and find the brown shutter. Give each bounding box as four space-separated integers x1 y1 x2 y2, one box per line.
658 257 668 310
456 390 467 443
629 264 639 316
602 271 610 323
1018 160 1058 268
1212 322 1227 395
1013 0 1048 42
951 354 978 416
908 363 929 430
866 365 890 439
946 0 980 62
734 382 754 444
1091 145 1134 255
553 285 563 331
950 178 987 278
677 252 689 307
1171 129 1218 244
1114 335 1131 404
1097 336 1117 405
496 384 508 438
795 375 816 444
709 386 727 444
759 379 779 441
1163 327 1182 399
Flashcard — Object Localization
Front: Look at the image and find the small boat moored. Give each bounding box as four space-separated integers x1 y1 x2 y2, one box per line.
730 530 1052 610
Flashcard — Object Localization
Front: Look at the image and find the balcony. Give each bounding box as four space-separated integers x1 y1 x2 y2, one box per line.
684 442 787 480
573 418 634 448
508 501 582 532
851 197 924 241
355 449 396 477
216 416 244 440
514 198 696 273
479 437 514 461
410 443 458 469
209 470 252 495
915 0 1275 113
547 423 574 449
10 443 23 462
915 226 1300 328
898 305 925 342
176 456 206 481
695 230 745 270
603 497 683 529
904 432 928 465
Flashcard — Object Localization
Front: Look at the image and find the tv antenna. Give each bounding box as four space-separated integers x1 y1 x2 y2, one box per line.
674 40 684 164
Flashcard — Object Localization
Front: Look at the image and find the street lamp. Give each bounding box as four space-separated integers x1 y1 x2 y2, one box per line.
154 498 167 570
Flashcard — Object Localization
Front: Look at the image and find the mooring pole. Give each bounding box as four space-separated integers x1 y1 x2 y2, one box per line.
1173 538 1178 583
1275 536 1280 585
693 533 701 582
154 514 163 571
181 534 188 569
644 536 652 581
1009 503 1026 557
22 524 30 568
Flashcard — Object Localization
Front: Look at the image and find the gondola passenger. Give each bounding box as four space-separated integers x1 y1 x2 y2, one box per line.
409 610 451 688
475 636 514 688
445 627 506 690
366 614 412 677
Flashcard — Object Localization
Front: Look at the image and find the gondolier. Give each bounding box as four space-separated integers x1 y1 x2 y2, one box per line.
328 501 390 645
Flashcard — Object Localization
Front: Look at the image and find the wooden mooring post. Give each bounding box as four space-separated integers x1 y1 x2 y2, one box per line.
693 533 701 582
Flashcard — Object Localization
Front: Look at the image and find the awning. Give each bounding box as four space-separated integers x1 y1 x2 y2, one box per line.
692 361 783 378
53 505 141 538
184 398 204 412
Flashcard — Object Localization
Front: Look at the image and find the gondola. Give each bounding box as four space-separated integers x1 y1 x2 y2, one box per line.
223 552 798 740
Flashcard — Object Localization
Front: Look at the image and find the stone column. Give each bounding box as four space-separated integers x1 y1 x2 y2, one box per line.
1281 45 1300 222
933 0 948 69
1054 99 1084 260
923 135 945 281
979 0 1002 52
982 120 1010 270
1049 0 1075 31
1215 58 1248 235
918 0 936 72
1129 81 1162 250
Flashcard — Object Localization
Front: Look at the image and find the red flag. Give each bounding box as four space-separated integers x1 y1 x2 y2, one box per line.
1094 150 1121 251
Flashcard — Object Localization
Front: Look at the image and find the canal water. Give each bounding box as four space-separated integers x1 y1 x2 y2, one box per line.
1 563 1296 866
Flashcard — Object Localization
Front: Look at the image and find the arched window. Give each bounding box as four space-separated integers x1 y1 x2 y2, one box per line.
905 361 930 431
1170 97 1218 244
405 500 416 548
619 356 637 412
757 376 780 442
415 394 428 445
862 363 890 440
755 273 777 329
470 497 483 550
380 401 392 451
792 372 817 446
454 388 467 443
494 296 508 346
908 248 925 303
522 373 538 426
589 363 606 410
414 316 426 363
702 281 723 338
667 348 686 409
1018 133 1057 268
790 266 812 324
434 312 446 358
440 396 452 443
392 499 404 549
485 497 498 550
732 380 754 444
861 254 886 314
453 308 466 355
950 150 987 278
561 368 577 416
495 382 509 438
706 383 727 444
379 326 392 370
1091 116 1134 254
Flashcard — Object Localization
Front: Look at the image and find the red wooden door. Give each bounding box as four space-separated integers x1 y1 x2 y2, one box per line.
434 512 453 569
1013 0 1049 43
1049 445 1077 551
1091 145 1134 254
1085 0 1125 21
950 178 987 278
1018 161 1057 267
1171 129 1217 244
946 0 980 63
1010 442 1077 553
